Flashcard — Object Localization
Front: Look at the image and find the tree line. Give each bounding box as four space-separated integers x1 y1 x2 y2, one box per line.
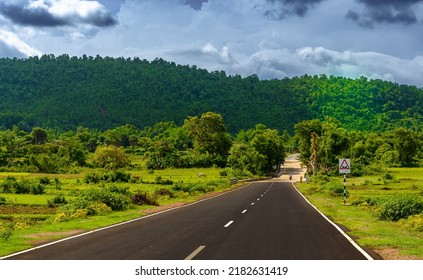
1 55 423 134
1 111 422 179
0 112 286 177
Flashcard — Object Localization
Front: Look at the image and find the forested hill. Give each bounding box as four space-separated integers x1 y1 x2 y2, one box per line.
1 55 423 133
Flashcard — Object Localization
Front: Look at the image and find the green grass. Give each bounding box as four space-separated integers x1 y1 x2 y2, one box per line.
296 168 423 259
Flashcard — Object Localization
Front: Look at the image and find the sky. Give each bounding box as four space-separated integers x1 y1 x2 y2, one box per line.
0 0 423 86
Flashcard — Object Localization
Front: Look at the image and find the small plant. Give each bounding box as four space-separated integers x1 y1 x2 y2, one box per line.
131 191 159 206
0 224 13 241
39 176 51 185
155 188 175 198
0 196 6 205
375 195 423 221
47 195 68 207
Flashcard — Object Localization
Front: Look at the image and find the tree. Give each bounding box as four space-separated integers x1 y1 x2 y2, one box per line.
184 112 232 158
31 127 48 145
392 128 418 167
294 119 322 168
228 143 267 176
93 145 130 170
251 128 286 174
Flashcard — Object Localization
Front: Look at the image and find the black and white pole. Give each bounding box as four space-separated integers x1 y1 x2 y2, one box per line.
343 174 347 205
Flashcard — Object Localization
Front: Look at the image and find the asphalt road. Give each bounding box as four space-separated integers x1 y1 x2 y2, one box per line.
4 180 372 260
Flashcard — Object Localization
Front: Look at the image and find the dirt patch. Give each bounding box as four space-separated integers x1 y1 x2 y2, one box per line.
26 230 85 246
0 205 56 215
374 248 421 260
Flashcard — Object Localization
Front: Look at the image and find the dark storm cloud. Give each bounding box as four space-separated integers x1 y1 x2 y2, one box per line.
184 0 208 10
0 1 117 28
348 0 423 27
264 0 325 19
0 3 67 27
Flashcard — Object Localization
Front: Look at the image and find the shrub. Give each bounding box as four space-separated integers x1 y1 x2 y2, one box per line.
155 176 173 185
155 188 175 198
327 183 349 198
1 226 13 241
14 180 31 194
375 196 423 221
351 196 380 207
30 183 45 195
0 196 6 205
38 176 51 185
131 191 159 206
1 176 17 193
106 170 131 182
84 171 103 184
78 188 130 211
400 214 423 232
47 195 68 207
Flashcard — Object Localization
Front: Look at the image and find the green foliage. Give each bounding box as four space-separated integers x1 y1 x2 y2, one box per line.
47 195 68 207
93 145 131 170
375 196 423 221
77 188 131 211
0 224 13 241
130 191 159 206
1 56 423 134
327 184 349 198
0 196 6 205
84 170 132 183
400 214 423 232
0 177 45 195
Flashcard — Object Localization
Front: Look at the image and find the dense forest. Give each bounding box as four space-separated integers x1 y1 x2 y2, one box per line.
1 55 423 133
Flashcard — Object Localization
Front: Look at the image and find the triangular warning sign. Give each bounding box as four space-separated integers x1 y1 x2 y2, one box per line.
340 159 350 169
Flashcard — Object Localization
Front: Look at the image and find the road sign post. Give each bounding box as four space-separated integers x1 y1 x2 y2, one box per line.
339 159 351 205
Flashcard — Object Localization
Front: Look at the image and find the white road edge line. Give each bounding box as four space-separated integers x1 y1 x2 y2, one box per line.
185 246 206 260
224 221 234 228
1 183 255 260
242 210 247 214
291 182 374 260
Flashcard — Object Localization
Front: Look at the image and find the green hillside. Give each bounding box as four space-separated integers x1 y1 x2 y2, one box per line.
1 55 423 133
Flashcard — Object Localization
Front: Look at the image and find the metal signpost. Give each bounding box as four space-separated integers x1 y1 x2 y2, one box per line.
339 159 351 205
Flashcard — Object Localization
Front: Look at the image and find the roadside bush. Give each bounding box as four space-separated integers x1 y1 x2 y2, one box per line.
327 183 349 198
375 195 423 221
78 188 130 211
131 191 159 206
155 188 175 198
399 214 423 232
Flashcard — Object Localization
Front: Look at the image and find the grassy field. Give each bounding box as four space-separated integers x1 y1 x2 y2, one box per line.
295 167 423 260
0 165 238 257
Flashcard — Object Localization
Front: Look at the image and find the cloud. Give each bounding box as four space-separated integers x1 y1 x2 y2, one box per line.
184 0 208 10
0 30 42 57
245 46 423 86
0 0 118 28
347 0 423 27
264 0 326 19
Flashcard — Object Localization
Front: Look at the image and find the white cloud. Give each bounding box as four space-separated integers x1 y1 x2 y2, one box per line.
0 29 42 57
